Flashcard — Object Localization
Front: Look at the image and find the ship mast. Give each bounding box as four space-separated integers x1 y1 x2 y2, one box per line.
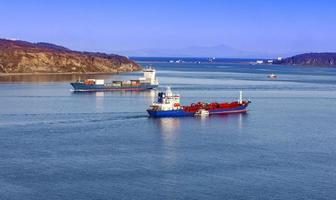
239 90 243 104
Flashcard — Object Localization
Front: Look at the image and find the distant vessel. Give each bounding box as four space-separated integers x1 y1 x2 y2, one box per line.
71 68 159 92
194 109 210 117
208 57 216 62
147 87 250 117
267 73 277 78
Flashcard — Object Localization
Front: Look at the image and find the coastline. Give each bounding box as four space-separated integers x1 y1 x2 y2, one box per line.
135 60 253 65
136 60 336 68
0 70 141 76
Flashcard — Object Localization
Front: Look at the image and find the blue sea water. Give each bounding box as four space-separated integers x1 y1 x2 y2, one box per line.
0 61 336 200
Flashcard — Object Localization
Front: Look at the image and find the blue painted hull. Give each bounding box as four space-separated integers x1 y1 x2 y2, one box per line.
147 105 248 118
147 109 194 117
71 82 158 91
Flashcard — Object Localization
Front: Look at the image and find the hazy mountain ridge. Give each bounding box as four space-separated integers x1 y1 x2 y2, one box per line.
117 44 246 57
0 39 140 73
117 44 295 59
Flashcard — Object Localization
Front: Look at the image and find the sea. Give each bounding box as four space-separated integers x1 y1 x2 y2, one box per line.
0 58 336 200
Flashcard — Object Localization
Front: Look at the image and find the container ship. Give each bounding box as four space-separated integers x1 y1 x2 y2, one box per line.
71 68 159 91
147 87 251 117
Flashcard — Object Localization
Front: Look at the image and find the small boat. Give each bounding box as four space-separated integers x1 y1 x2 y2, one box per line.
267 73 277 78
70 67 159 92
195 109 210 117
147 87 251 118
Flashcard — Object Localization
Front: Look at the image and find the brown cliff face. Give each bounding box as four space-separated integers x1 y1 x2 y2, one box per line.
0 39 141 73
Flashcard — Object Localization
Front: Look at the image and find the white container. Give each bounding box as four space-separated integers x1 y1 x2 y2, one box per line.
95 79 105 85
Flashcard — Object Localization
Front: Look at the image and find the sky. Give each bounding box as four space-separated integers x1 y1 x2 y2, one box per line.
1 0 336 57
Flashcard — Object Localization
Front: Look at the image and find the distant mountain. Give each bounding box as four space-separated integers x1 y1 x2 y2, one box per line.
0 39 140 73
116 45 296 59
117 44 252 58
173 45 246 57
274 53 336 66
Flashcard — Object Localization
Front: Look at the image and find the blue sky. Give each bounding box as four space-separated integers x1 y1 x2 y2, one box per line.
1 0 335 57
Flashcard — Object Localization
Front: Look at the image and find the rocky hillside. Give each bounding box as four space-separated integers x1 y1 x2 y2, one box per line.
0 39 141 73
274 53 336 66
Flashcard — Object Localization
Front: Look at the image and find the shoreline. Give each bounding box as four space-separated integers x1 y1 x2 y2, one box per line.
135 60 256 66
0 70 141 76
135 60 336 68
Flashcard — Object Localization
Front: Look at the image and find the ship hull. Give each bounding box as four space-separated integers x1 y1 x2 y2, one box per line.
147 109 194 117
71 82 158 92
147 104 248 118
